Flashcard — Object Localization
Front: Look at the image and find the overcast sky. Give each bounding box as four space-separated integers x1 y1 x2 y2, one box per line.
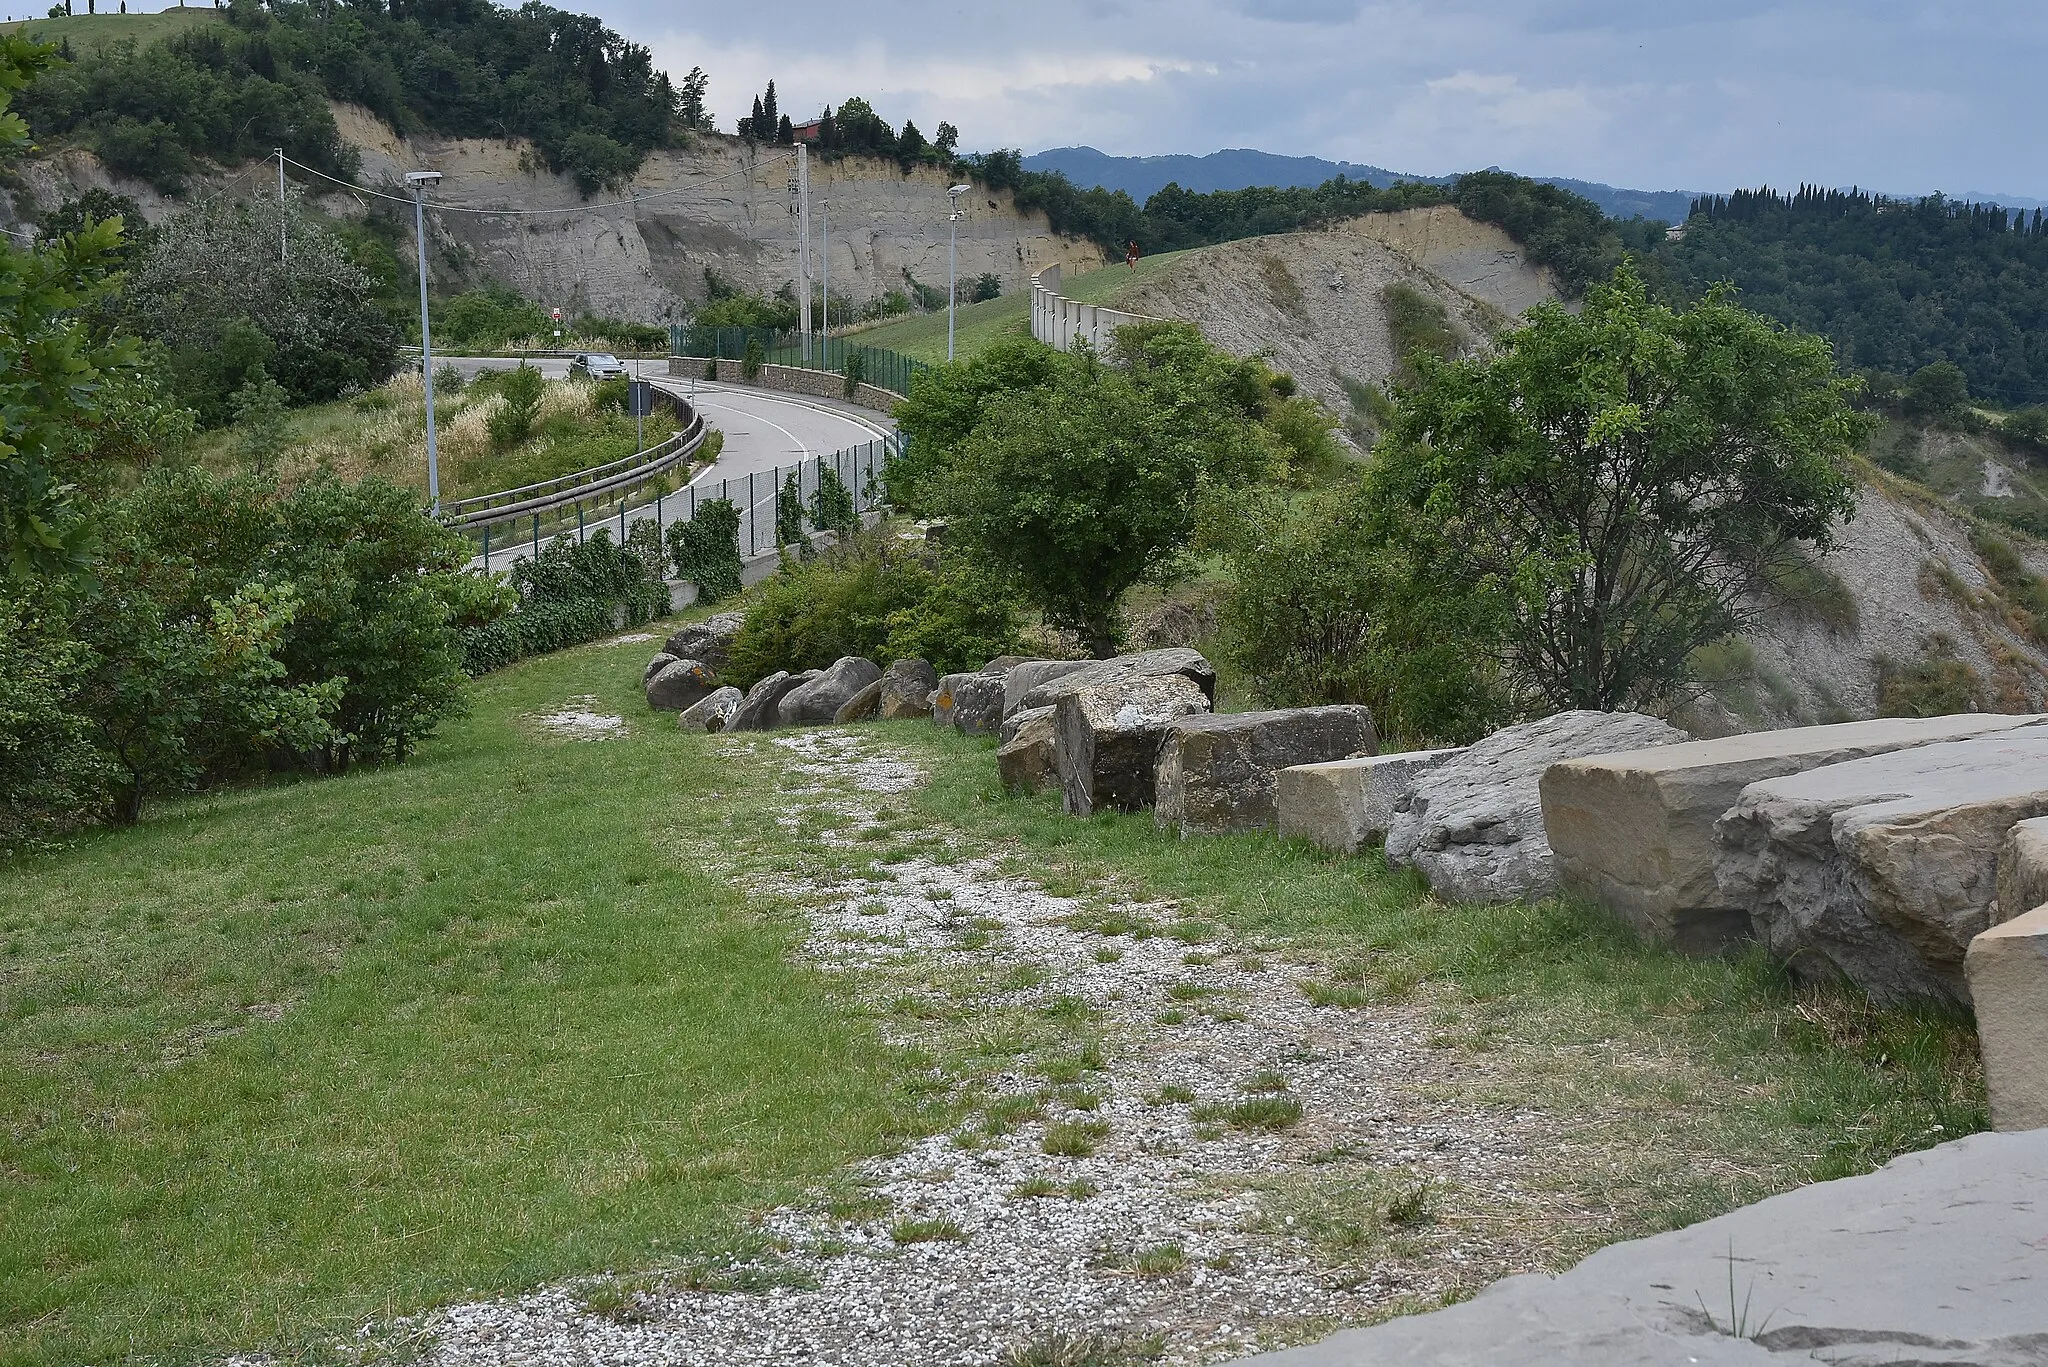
602 0 2045 200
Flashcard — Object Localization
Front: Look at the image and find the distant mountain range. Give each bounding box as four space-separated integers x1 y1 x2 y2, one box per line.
1021 147 1702 223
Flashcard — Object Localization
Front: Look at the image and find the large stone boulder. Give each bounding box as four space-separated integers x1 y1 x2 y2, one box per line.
933 670 1008 737
1277 749 1464 855
643 652 679 685
1543 714 2047 954
1999 814 2048 920
879 659 941 720
779 656 882 726
1968 905 2048 1133
834 679 884 724
1054 675 1211 817
663 612 746 673
644 658 721 713
997 707 1058 794
1003 660 1093 719
676 686 743 734
1154 706 1380 837
1714 727 2048 1004
726 671 816 732
1015 648 1217 714
1227 1128 2048 1367
1385 710 1687 905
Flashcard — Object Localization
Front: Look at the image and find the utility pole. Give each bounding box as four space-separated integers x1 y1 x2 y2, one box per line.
276 147 286 265
794 142 813 364
407 170 444 517
820 193 830 370
947 184 969 361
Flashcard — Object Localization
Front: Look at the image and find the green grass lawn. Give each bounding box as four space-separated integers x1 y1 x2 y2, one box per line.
0 630 940 1366
0 627 1988 1364
844 250 1201 364
1 8 219 51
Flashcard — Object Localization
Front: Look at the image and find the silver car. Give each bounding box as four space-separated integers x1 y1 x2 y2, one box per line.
571 352 627 380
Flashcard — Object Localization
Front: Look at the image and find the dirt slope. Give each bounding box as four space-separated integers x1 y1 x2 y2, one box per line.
1 104 1105 323
1117 207 1558 414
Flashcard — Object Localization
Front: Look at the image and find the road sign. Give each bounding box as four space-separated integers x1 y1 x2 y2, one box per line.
627 380 657 417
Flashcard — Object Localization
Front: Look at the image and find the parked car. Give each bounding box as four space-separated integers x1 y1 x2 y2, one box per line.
570 352 627 380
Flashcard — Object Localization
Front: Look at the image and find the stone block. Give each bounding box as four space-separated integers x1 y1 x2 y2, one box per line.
1015 647 1217 714
879 659 940 720
1544 714 2047 953
997 707 1058 794
663 612 746 673
726 670 815 732
1277 749 1464 855
644 658 721 713
1999 815 2048 923
1003 660 1093 719
933 671 1007 737
779 656 882 727
1154 706 1380 837
1054 675 1211 817
642 651 679 685
834 679 883 724
1715 727 2048 1004
676 686 742 734
1387 710 1688 905
1968 905 2048 1133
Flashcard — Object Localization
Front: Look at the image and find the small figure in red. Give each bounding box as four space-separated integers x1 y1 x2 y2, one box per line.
1125 238 1141 271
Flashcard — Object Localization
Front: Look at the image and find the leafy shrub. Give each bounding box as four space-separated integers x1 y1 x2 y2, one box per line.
0 583 109 854
668 499 743 603
488 363 546 450
842 348 867 399
440 288 549 351
1877 637 1986 718
463 527 669 675
969 272 1002 304
726 531 1019 686
741 335 766 383
811 468 856 536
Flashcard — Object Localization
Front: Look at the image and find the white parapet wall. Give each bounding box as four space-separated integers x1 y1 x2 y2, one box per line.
1031 264 1164 353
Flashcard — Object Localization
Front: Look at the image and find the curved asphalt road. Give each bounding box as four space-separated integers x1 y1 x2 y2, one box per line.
441 358 894 574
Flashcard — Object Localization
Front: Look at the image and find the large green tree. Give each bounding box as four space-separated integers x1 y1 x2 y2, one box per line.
1365 261 1865 714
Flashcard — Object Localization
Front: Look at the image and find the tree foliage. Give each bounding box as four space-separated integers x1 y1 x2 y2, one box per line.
1363 261 1865 716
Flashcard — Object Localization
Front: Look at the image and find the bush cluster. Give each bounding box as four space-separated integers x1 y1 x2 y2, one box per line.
460 525 670 676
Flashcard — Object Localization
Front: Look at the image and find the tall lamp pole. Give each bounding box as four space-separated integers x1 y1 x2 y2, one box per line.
947 183 969 361
407 169 444 516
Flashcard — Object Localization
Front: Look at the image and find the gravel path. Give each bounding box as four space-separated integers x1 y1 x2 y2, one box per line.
413 730 1568 1366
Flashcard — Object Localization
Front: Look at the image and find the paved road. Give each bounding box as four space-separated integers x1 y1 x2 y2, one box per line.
447 362 895 574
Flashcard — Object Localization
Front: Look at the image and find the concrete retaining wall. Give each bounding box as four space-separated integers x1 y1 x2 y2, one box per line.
1030 264 1164 353
666 358 902 415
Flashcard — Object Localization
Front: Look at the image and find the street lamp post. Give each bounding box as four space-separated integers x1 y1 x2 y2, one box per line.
947 184 969 361
407 169 444 516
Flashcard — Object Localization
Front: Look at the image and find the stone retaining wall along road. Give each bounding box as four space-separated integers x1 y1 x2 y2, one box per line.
1031 264 1165 354
667 358 903 415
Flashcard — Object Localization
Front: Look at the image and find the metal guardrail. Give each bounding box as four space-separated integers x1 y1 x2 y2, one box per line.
444 387 705 530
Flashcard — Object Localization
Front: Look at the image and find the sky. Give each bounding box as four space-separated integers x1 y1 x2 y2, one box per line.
609 0 2047 200
93 0 2046 199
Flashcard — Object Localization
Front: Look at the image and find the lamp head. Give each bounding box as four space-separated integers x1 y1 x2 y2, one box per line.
949 184 970 198
405 170 443 186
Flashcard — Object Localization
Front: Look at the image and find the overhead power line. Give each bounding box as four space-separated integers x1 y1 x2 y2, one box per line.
278 151 797 218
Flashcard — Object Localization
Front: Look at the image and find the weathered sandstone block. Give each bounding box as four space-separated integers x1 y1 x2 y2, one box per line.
879 659 941 720
726 670 815 732
1016 648 1217 714
1054 675 1211 817
1154 707 1380 837
834 679 883 724
1998 815 2048 922
997 707 1058 794
1715 728 2048 1003
1003 660 1093 719
1544 714 2046 953
676 686 743 734
1277 749 1464 855
1386 710 1687 905
1967 905 2048 1133
779 656 882 726
644 658 721 712
663 612 746 673
933 671 1008 737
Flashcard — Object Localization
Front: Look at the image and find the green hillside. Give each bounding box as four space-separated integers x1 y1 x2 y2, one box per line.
0 8 219 53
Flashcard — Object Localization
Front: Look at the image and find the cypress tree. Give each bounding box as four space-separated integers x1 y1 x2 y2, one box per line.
763 80 779 129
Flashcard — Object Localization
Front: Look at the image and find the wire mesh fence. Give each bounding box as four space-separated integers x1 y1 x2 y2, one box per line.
669 325 930 397
471 434 902 573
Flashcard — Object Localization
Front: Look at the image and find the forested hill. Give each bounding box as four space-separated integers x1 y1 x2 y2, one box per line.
17 0 709 194
1655 187 2048 406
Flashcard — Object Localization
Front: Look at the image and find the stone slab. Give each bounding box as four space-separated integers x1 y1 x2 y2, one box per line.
997 707 1058 794
1154 707 1380 837
1999 816 2048 925
1015 648 1217 714
1003 660 1093 719
1228 1129 2048 1367
1544 714 2047 953
1715 727 2048 1003
1277 749 1464 855
726 670 814 732
934 671 1007 737
676 686 742 734
1968 905 2048 1132
779 656 881 727
1054 675 1211 817
879 659 940 720
833 678 884 724
644 658 721 713
1386 710 1688 905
